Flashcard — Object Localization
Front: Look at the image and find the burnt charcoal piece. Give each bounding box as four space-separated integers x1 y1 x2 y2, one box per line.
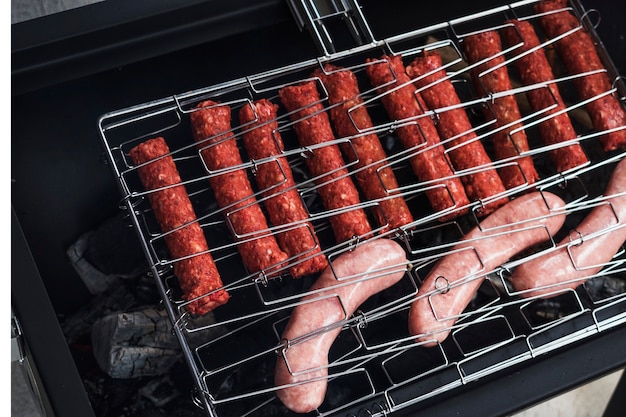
584 275 626 302
83 211 148 277
523 292 583 329
67 215 148 295
92 307 221 379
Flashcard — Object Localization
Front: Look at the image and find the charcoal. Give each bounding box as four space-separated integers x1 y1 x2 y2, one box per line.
92 307 222 379
584 275 626 301
67 211 147 295
527 298 566 323
139 376 181 408
84 211 148 277
61 274 161 344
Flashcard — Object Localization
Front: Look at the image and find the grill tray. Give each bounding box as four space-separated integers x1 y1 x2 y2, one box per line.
98 1 626 416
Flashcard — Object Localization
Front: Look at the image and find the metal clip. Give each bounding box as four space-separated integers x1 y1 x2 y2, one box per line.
354 310 368 329
255 270 270 287
349 234 362 250
172 311 190 334
434 275 451 294
569 228 584 246
250 159 259 176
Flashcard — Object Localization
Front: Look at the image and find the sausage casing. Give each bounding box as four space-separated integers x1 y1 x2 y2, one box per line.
239 99 328 278
406 50 509 216
365 54 471 220
278 81 373 243
190 100 289 275
275 238 407 413
512 157 626 298
462 30 540 189
313 63 414 230
500 19 589 173
534 0 626 152
408 191 566 346
128 137 229 315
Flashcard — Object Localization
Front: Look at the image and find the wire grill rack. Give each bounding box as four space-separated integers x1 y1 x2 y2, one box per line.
98 1 626 416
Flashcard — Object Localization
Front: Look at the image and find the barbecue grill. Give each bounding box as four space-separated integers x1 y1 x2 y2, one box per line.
11 1 626 417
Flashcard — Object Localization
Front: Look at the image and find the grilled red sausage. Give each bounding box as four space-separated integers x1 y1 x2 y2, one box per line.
512 157 626 298
408 191 566 346
500 19 589 173
128 137 229 315
312 63 414 231
238 99 328 278
190 100 289 275
462 30 540 189
534 0 626 152
365 54 470 220
406 50 509 216
275 238 408 413
278 81 373 243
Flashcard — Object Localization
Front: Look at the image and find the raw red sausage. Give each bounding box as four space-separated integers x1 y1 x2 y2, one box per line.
408 191 566 346
275 238 408 413
462 30 540 189
500 19 589 173
534 0 626 152
278 81 373 243
511 157 626 298
312 63 414 230
238 99 328 278
365 54 471 221
128 137 229 315
406 50 509 216
189 100 289 275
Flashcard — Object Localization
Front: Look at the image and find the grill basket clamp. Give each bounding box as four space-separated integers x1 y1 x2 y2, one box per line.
286 0 375 55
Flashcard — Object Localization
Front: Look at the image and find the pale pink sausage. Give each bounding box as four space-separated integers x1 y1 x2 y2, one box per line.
512 158 626 298
274 238 408 413
408 192 567 346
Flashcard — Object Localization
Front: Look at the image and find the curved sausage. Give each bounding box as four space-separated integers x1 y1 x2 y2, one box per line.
405 50 509 216
365 54 471 221
128 137 229 315
239 99 328 278
511 157 626 298
189 100 289 275
275 238 408 413
534 0 626 152
312 63 414 231
408 191 567 346
278 81 373 243
462 30 540 189
500 19 589 173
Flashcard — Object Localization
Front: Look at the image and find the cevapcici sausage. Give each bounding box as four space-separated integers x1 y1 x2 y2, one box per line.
275 238 408 413
238 99 328 278
500 19 589 173
365 54 471 221
462 30 540 189
312 63 414 230
128 137 229 315
278 81 373 243
190 100 289 275
511 157 626 298
534 0 626 151
406 50 509 216
408 191 566 346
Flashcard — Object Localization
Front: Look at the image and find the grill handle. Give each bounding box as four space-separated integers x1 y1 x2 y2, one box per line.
286 0 375 55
